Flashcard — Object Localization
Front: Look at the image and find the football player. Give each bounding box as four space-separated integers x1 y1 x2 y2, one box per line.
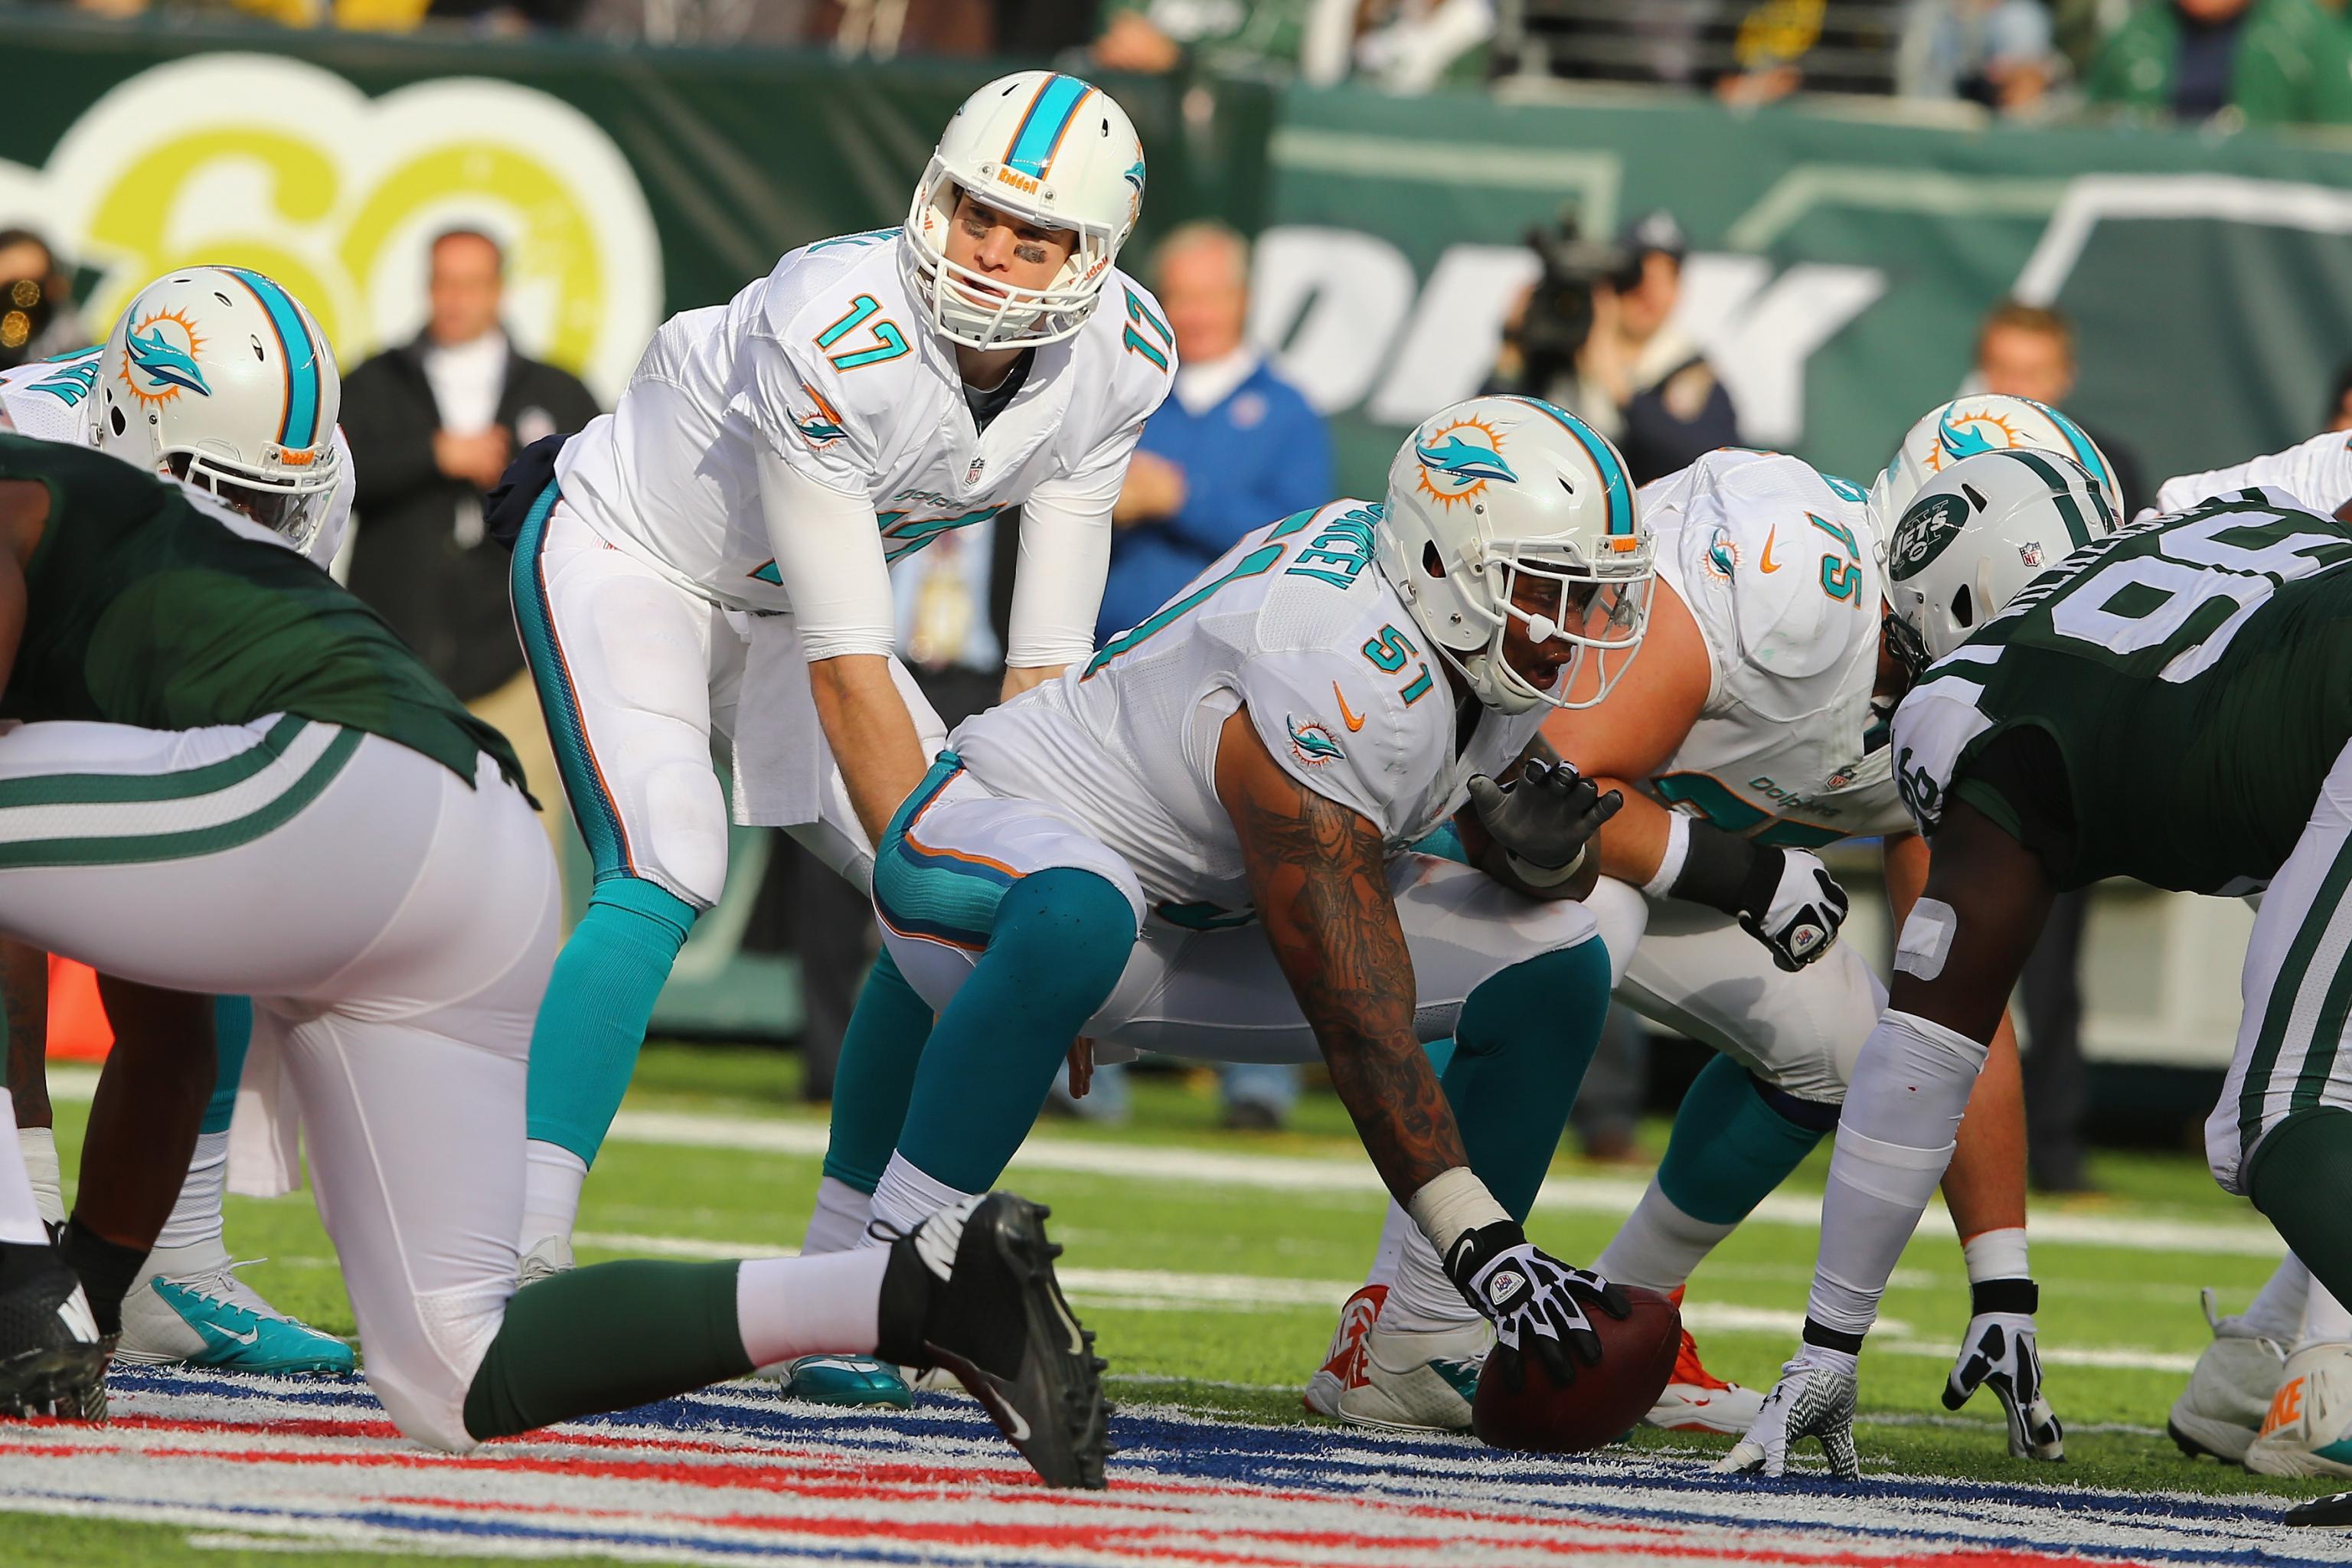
1723 450 2352 1481
505 74 1173 1334
0 267 358 1378
1308 397 2111 1453
0 434 1108 1488
799 396 1651 1409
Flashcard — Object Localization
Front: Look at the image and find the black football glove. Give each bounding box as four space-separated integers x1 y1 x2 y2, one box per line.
1735 845 1851 972
1466 758 1622 876
1443 1218 1629 1393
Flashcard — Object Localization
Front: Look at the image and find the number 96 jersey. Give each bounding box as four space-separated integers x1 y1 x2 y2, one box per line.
1893 486 2352 894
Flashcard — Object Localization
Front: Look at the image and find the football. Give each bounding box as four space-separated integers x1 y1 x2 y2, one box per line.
1470 1286 1681 1453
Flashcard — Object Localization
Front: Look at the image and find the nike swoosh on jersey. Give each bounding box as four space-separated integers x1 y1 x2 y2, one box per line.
1332 684 1367 732
1759 526 1782 573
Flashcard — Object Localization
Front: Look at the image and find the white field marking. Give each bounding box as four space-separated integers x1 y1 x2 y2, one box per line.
57 1065 2279 1258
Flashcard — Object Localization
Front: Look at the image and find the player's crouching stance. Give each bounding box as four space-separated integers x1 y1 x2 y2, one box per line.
0 437 1109 1486
806 396 1653 1397
1723 449 2352 1482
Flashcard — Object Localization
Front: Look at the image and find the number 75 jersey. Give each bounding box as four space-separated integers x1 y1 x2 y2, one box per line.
1891 487 2352 894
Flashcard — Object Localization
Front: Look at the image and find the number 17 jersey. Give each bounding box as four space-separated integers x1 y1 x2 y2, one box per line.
1892 487 2352 893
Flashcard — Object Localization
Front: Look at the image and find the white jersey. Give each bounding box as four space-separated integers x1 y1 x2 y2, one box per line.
554 230 1173 617
2152 429 2352 521
1635 449 1911 849
954 499 1546 916
0 349 354 570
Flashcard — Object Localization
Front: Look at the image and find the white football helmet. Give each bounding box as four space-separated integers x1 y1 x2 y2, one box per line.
1872 394 2118 531
1376 395 1654 714
900 70 1144 352
93 266 341 554
1884 447 2117 679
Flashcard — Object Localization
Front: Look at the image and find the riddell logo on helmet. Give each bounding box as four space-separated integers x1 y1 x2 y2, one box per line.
996 167 1040 195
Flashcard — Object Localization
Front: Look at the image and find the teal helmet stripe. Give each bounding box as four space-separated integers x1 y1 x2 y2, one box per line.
2037 402 2117 498
1004 74 1095 181
220 267 321 450
1498 395 1635 535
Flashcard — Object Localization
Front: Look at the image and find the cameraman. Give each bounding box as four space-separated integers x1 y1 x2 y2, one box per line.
1488 209 1739 484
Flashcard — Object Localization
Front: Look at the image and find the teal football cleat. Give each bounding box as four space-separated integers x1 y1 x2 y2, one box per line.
113 1243 354 1376
776 1354 915 1408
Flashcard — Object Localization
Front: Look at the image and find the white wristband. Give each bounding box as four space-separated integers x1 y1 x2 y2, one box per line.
1504 841 1586 888
1406 1166 1511 1257
1641 812 1692 900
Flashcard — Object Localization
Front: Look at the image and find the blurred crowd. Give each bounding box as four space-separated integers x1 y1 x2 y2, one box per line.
29 0 2352 127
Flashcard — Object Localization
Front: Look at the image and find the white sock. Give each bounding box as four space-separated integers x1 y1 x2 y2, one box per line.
1961 1226 2030 1285
1362 1199 1417 1292
867 1152 975 1240
0 1093 47 1246
2301 1276 2352 1354
735 1250 890 1366
1383 1222 1479 1333
18 1125 61 1230
2245 1253 2312 1341
1595 1181 1737 1292
520 1140 589 1252
802 1176 874 1256
155 1129 229 1250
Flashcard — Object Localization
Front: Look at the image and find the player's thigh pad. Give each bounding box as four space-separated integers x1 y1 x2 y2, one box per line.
1616 896 1886 1104
1584 874 1651 991
1096 854 1600 1063
515 499 732 908
873 758 1147 1014
2212 734 2352 1194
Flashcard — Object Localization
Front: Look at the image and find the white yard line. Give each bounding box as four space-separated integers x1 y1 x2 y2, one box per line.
51 1065 2286 1259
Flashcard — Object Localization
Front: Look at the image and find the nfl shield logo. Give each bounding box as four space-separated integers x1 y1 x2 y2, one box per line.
2019 541 2045 568
967 456 987 485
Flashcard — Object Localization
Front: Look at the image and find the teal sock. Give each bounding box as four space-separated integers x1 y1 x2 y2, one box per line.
1656 1054 1831 1227
524 879 697 1163
203 996 253 1135
1444 937 1612 1220
897 868 1135 1193
823 949 935 1194
2249 1106 2352 1312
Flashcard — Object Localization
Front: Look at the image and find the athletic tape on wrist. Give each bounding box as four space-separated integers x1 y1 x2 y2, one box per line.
1894 897 1957 981
1669 815 1760 916
1406 1166 1511 1258
1506 843 1586 888
1641 812 1691 900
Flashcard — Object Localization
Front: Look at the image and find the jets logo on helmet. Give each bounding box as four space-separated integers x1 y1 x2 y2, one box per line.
121 309 211 405
900 71 1145 352
1871 394 2118 530
1413 415 1517 508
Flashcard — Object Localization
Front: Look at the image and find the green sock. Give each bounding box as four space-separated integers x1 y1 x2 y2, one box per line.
524 879 697 1163
1656 1054 1831 1227
2248 1106 2352 1310
462 1259 750 1440
822 949 936 1194
1445 937 1612 1220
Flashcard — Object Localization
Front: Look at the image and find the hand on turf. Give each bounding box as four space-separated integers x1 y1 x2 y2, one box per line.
1467 759 1621 874
1718 1348 1860 1480
1442 1220 1628 1392
1735 846 1851 972
1945 1312 2064 1460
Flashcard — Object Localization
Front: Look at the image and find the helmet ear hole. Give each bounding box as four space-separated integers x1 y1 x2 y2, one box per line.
1962 484 1988 512
109 404 126 438
1952 584 1975 629
1423 542 1446 579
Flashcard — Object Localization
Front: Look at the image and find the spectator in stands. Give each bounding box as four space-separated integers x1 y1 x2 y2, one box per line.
1096 220 1331 1131
1898 0 2063 113
2087 0 2352 126
1971 297 2143 1194
0 230 86 366
341 228 599 848
2328 359 2352 433
1093 0 1491 90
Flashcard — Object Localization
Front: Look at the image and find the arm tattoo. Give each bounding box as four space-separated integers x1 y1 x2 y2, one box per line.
1233 767 1467 1200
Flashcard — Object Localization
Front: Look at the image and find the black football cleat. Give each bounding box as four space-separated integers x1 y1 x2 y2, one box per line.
0 1240 109 1421
2288 1489 2352 1527
877 1194 1111 1489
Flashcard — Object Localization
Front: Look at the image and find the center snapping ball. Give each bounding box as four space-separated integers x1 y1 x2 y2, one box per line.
1470 1285 1681 1452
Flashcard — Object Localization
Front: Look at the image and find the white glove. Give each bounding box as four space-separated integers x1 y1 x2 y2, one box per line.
1945 1311 2064 1460
1717 1347 1860 1480
1736 846 1850 972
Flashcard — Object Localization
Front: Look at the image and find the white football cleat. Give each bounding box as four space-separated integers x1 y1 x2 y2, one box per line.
113 1240 352 1376
1304 1284 1386 1418
1644 1290 1764 1435
517 1233 574 1288
1331 1318 1491 1432
2170 1288 2285 1465
2248 1342 2352 1478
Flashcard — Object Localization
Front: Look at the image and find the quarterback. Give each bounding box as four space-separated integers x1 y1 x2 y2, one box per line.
508 72 1173 1315
1725 450 2352 1480
0 267 358 1380
0 435 1109 1490
802 396 1655 1404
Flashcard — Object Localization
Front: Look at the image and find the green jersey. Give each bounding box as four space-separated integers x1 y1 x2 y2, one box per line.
1890 487 2352 893
0 433 524 792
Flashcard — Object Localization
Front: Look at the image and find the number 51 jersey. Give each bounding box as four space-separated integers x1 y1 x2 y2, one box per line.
1892 487 2352 894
